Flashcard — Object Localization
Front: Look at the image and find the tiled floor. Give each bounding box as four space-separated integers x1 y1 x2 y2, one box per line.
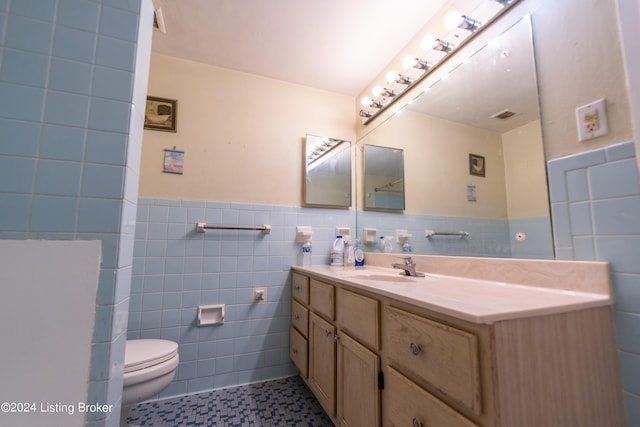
127 376 334 426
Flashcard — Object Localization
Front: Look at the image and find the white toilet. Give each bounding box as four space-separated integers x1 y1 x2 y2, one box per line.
120 339 179 427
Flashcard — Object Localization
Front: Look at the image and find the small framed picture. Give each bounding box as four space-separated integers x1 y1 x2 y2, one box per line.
469 153 485 177
163 149 184 174
145 96 177 132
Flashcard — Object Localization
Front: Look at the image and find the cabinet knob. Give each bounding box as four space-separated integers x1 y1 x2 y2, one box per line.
294 285 300 290
294 314 300 320
292 347 298 355
412 417 423 427
409 342 421 356
325 329 332 337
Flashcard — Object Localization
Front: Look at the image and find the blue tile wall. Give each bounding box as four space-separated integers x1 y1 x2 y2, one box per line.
357 210 552 258
129 197 553 399
129 198 356 397
547 141 640 426
0 1 151 426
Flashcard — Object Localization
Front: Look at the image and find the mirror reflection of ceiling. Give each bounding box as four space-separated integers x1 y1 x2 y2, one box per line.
150 0 448 96
406 19 538 133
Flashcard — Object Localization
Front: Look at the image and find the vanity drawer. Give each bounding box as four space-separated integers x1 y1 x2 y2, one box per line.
383 306 481 414
383 367 479 427
336 288 379 349
290 327 308 378
292 272 309 304
310 279 335 320
292 300 309 337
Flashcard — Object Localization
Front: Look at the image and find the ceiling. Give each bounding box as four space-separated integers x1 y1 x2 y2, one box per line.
150 0 448 96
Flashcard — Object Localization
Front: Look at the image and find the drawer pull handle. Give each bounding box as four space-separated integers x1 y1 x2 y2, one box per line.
294 314 300 320
412 417 423 427
294 285 300 290
292 348 298 355
409 342 421 356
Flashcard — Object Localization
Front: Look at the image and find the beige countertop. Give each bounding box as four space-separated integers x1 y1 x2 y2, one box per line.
291 264 613 324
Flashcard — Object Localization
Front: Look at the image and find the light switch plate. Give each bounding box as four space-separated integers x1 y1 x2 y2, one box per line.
576 98 608 141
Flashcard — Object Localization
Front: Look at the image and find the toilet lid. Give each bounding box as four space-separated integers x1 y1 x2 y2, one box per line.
124 339 178 373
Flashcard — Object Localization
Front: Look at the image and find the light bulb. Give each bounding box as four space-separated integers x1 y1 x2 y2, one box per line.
385 70 399 83
445 11 462 30
360 96 372 108
420 35 436 51
372 86 383 97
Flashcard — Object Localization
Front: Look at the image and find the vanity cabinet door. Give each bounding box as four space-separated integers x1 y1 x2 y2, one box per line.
291 300 309 337
383 367 479 427
292 272 309 304
383 306 481 414
290 327 308 378
309 312 337 417
310 279 335 320
337 331 380 427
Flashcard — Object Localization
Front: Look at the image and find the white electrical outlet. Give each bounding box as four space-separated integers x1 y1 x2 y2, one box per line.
252 287 267 303
576 98 608 141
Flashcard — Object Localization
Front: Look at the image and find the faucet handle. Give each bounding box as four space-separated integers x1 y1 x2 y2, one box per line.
395 256 414 265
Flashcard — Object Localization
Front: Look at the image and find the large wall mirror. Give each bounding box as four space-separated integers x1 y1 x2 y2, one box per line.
363 145 405 211
304 134 352 207
356 15 554 259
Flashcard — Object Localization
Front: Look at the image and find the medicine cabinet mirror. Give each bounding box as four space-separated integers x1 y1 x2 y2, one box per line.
304 134 352 207
363 145 405 211
356 16 554 259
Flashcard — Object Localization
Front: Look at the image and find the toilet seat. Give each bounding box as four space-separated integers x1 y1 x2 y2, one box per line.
124 339 179 373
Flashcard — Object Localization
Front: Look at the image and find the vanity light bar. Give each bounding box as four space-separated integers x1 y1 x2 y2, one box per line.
360 0 520 125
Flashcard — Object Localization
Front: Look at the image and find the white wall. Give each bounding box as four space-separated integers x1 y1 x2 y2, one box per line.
0 241 101 427
503 120 549 219
140 54 356 206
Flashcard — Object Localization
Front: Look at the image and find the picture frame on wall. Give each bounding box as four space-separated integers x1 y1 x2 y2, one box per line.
163 149 184 174
145 96 177 132
469 153 485 177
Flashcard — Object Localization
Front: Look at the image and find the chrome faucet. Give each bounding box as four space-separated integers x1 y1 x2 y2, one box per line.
391 256 425 277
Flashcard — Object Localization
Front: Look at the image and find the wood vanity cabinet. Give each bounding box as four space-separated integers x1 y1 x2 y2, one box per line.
291 272 381 427
290 270 625 427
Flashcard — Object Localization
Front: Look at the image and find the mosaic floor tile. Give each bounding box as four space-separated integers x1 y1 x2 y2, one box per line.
128 376 334 426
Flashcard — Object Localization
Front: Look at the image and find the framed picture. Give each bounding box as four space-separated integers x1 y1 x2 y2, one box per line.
469 153 485 177
145 96 177 132
163 149 184 174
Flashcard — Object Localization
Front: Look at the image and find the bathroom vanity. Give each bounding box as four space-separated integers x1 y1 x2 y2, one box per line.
289 254 625 427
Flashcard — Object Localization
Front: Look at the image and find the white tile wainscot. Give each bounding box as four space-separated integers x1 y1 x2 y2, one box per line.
289 255 625 427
